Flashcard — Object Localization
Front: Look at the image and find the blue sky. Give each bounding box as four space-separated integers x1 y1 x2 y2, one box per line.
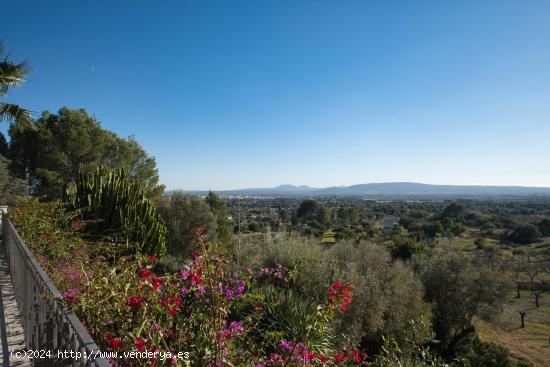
2 0 550 190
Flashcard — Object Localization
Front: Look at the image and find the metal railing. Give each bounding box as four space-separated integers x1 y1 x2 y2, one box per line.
1 213 110 367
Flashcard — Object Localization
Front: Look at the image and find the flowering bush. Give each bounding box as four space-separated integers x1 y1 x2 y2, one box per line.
10 200 380 366
68 229 369 366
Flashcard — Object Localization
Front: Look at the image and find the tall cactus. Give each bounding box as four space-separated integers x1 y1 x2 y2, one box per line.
66 165 167 256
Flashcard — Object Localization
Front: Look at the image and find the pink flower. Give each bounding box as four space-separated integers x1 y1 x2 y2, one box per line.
270 353 284 363
219 329 231 341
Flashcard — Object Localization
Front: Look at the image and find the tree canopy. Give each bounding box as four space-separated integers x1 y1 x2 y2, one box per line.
157 192 218 258
8 107 164 199
206 191 234 250
0 153 27 205
417 252 508 357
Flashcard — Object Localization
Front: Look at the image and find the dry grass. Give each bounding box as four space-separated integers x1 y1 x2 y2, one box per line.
476 290 550 367
436 230 550 366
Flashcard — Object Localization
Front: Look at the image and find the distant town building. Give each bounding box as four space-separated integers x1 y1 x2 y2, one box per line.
383 216 399 230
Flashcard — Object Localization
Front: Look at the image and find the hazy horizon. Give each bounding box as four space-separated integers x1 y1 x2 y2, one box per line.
3 0 550 190
174 181 550 192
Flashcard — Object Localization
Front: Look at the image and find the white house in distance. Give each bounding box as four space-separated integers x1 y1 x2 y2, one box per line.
383 216 399 230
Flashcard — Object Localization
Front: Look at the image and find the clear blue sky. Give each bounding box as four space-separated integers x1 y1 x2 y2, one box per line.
2 0 550 190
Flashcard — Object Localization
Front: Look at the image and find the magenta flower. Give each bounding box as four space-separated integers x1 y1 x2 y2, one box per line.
278 341 293 350
181 270 190 280
62 288 78 302
229 321 244 336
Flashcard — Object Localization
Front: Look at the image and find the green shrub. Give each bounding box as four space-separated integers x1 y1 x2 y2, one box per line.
455 336 530 367
10 197 83 261
156 191 217 258
237 232 429 349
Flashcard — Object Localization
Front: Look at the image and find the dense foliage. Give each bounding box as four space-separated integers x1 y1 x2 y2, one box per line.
157 191 218 258
11 201 383 366
8 107 164 199
0 153 27 205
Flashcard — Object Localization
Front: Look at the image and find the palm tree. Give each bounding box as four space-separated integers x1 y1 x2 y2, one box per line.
0 40 33 124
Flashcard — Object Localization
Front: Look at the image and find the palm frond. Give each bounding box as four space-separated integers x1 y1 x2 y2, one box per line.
0 59 32 93
0 102 34 124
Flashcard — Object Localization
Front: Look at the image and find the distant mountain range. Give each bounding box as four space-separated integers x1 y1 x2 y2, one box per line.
175 182 550 198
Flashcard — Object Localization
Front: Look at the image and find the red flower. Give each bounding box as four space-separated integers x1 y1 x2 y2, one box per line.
134 338 146 352
187 268 202 285
320 355 328 363
42 234 54 242
158 295 171 306
151 276 162 292
334 351 347 364
126 295 145 309
191 227 204 235
191 251 200 260
108 337 122 349
307 352 317 361
253 304 263 312
327 281 353 312
350 349 362 363
173 294 181 306
73 221 85 231
139 268 152 278
148 255 156 264
169 305 177 315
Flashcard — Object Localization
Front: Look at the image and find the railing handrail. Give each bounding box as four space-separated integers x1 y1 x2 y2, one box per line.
1 212 110 366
